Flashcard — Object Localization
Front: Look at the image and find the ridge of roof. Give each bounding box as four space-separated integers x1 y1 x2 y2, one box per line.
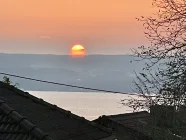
96 112 185 140
0 99 53 140
100 113 150 129
0 82 112 134
106 111 149 118
98 111 151 133
94 114 152 140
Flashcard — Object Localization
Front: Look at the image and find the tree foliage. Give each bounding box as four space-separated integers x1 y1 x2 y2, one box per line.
123 0 186 111
121 1 186 139
135 0 186 62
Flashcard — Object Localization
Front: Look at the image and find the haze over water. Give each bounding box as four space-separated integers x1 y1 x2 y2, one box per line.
0 54 147 120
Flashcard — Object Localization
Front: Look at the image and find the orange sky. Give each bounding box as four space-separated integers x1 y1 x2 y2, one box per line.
0 0 155 54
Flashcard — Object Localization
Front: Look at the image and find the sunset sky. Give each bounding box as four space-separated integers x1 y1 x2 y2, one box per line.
0 0 156 54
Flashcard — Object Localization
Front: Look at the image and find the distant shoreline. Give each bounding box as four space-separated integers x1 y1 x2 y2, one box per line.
26 90 138 95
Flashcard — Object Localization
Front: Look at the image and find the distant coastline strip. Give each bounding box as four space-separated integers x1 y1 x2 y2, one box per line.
0 72 154 97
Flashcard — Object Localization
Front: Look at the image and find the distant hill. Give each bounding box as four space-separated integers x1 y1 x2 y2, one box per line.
0 53 147 93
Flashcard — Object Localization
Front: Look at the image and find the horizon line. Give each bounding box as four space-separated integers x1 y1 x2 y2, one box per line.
0 52 134 56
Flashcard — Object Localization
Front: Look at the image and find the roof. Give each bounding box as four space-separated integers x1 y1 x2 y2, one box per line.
0 100 52 140
94 111 152 140
94 111 186 140
107 111 151 130
0 82 112 140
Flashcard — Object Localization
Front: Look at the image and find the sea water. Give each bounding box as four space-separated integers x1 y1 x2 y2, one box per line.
28 91 139 120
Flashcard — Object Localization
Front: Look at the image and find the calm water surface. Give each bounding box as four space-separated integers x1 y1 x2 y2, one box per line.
28 91 139 120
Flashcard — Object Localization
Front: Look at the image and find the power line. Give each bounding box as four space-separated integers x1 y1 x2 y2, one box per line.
0 72 138 96
0 72 181 99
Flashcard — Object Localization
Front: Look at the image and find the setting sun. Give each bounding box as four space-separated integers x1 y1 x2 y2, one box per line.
71 45 85 57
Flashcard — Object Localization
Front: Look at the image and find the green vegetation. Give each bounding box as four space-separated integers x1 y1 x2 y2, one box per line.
2 76 19 88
